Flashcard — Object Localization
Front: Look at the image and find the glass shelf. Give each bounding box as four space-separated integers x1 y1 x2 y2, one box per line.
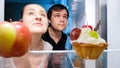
0 50 119 68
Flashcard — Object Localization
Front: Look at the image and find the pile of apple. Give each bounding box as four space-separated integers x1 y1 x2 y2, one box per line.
70 25 99 41
0 21 32 58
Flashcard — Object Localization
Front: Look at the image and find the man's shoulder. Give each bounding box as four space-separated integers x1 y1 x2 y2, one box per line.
42 29 50 40
62 32 67 36
62 32 67 40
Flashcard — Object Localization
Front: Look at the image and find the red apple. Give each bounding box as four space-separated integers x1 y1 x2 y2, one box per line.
0 21 32 58
82 25 93 30
70 28 81 40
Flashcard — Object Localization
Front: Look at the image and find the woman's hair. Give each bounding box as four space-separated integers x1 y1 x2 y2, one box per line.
20 3 40 19
47 4 69 20
20 4 30 19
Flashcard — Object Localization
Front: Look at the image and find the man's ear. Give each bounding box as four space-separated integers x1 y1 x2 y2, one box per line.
48 19 51 23
48 20 51 26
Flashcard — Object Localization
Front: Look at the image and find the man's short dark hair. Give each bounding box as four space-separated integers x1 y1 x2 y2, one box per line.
47 4 69 20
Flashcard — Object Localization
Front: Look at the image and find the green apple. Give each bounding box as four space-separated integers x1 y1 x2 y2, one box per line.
0 21 32 58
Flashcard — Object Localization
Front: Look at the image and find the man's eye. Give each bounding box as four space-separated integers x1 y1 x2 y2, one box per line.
63 16 67 19
54 15 60 17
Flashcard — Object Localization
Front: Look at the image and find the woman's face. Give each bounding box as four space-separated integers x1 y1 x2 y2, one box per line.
22 4 48 34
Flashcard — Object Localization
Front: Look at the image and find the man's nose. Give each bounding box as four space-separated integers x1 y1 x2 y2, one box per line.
60 16 64 22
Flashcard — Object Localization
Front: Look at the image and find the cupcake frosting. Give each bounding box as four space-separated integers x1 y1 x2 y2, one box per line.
71 28 106 44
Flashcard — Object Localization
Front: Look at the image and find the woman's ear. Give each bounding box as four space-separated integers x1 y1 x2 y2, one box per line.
19 19 23 22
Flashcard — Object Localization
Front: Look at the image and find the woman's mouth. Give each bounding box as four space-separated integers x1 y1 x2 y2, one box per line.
33 23 42 26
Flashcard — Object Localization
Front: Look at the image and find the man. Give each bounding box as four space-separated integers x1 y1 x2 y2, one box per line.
42 4 69 50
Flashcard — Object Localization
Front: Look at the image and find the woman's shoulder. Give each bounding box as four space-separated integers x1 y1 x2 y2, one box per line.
43 40 53 50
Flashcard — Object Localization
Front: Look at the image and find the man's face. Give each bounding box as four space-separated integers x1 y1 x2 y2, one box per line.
49 9 68 31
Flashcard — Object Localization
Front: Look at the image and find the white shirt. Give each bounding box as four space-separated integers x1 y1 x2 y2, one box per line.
3 40 53 68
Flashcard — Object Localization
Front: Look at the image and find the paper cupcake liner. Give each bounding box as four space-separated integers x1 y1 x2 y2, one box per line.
72 42 108 59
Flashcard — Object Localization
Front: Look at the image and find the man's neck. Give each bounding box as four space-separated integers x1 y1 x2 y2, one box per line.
48 27 62 43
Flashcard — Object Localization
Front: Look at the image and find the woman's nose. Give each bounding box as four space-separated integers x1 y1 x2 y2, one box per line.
35 17 41 21
35 14 42 20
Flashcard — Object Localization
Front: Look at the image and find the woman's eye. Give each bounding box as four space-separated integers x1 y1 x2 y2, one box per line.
41 14 46 17
28 12 34 15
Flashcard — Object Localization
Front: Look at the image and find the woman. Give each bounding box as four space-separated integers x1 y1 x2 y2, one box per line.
4 4 52 68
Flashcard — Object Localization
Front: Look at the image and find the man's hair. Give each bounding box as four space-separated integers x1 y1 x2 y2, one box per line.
47 4 69 19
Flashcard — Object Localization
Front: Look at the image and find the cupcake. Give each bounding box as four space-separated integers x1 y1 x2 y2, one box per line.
70 22 108 59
